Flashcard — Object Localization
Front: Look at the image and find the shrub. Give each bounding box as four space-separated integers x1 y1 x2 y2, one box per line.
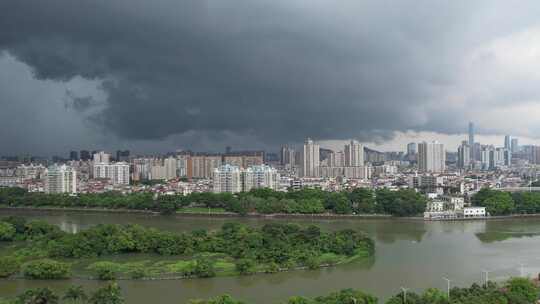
265 262 280 273
130 267 146 279
235 259 255 275
22 259 70 279
88 262 119 280
0 256 21 278
0 222 16 241
305 257 320 270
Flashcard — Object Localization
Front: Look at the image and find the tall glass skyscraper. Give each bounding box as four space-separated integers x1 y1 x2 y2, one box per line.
468 122 475 159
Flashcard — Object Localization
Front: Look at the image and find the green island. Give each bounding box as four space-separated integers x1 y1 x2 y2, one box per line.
1 278 539 304
0 187 427 217
0 216 374 280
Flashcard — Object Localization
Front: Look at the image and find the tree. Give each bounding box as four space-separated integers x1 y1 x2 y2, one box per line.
473 189 515 215
15 288 59 304
63 286 87 304
376 189 426 216
1 216 27 234
0 222 16 241
235 258 255 275
506 277 539 304
194 257 216 278
88 282 124 304
421 288 449 304
348 188 376 214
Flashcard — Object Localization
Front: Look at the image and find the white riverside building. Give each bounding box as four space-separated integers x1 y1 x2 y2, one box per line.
45 164 77 194
213 164 280 193
93 162 130 185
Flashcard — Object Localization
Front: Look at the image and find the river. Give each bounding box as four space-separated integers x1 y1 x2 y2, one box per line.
1 209 540 303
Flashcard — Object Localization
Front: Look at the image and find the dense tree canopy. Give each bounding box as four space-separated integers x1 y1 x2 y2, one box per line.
469 188 540 215
472 188 515 215
0 217 374 280
0 187 428 217
2 279 538 304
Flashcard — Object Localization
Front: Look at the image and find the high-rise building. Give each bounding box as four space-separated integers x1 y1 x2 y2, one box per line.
116 150 130 162
132 158 151 181
80 150 91 161
407 143 417 155
511 138 519 153
280 145 296 167
301 138 320 177
418 141 445 173
164 156 177 180
243 165 280 192
329 151 345 167
93 162 130 184
93 151 110 164
527 146 540 165
45 164 77 194
457 141 470 169
69 151 79 161
504 135 512 150
187 155 222 179
468 122 475 159
480 145 495 170
175 155 188 177
212 164 242 193
344 140 364 167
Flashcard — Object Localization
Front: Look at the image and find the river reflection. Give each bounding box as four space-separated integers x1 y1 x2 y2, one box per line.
2 210 540 303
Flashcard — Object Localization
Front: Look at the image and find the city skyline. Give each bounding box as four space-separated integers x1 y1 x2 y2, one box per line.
4 129 540 158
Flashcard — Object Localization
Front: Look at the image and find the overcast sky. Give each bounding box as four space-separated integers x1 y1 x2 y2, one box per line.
2 0 540 156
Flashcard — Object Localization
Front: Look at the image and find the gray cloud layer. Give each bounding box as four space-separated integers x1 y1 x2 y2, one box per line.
2 0 540 154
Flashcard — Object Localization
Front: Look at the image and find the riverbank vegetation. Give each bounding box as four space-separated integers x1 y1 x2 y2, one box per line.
1 278 537 304
189 278 540 304
0 187 427 217
0 216 374 280
472 187 540 215
0 282 124 304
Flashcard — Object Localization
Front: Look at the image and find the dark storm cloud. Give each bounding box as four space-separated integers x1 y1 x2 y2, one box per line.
2 0 540 151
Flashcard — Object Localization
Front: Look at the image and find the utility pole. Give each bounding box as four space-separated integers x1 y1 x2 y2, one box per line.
443 277 451 300
400 287 409 304
519 263 525 277
482 269 490 286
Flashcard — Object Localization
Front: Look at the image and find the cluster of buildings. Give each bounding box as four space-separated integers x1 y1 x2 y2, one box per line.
423 195 487 220
212 164 280 193
2 121 540 220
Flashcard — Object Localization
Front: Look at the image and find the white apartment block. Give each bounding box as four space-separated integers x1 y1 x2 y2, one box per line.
302 138 320 177
45 164 77 194
213 164 280 193
93 151 111 164
243 165 280 191
319 166 372 179
164 157 177 180
16 164 46 180
418 141 445 173
212 164 242 193
344 140 364 166
93 162 130 185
